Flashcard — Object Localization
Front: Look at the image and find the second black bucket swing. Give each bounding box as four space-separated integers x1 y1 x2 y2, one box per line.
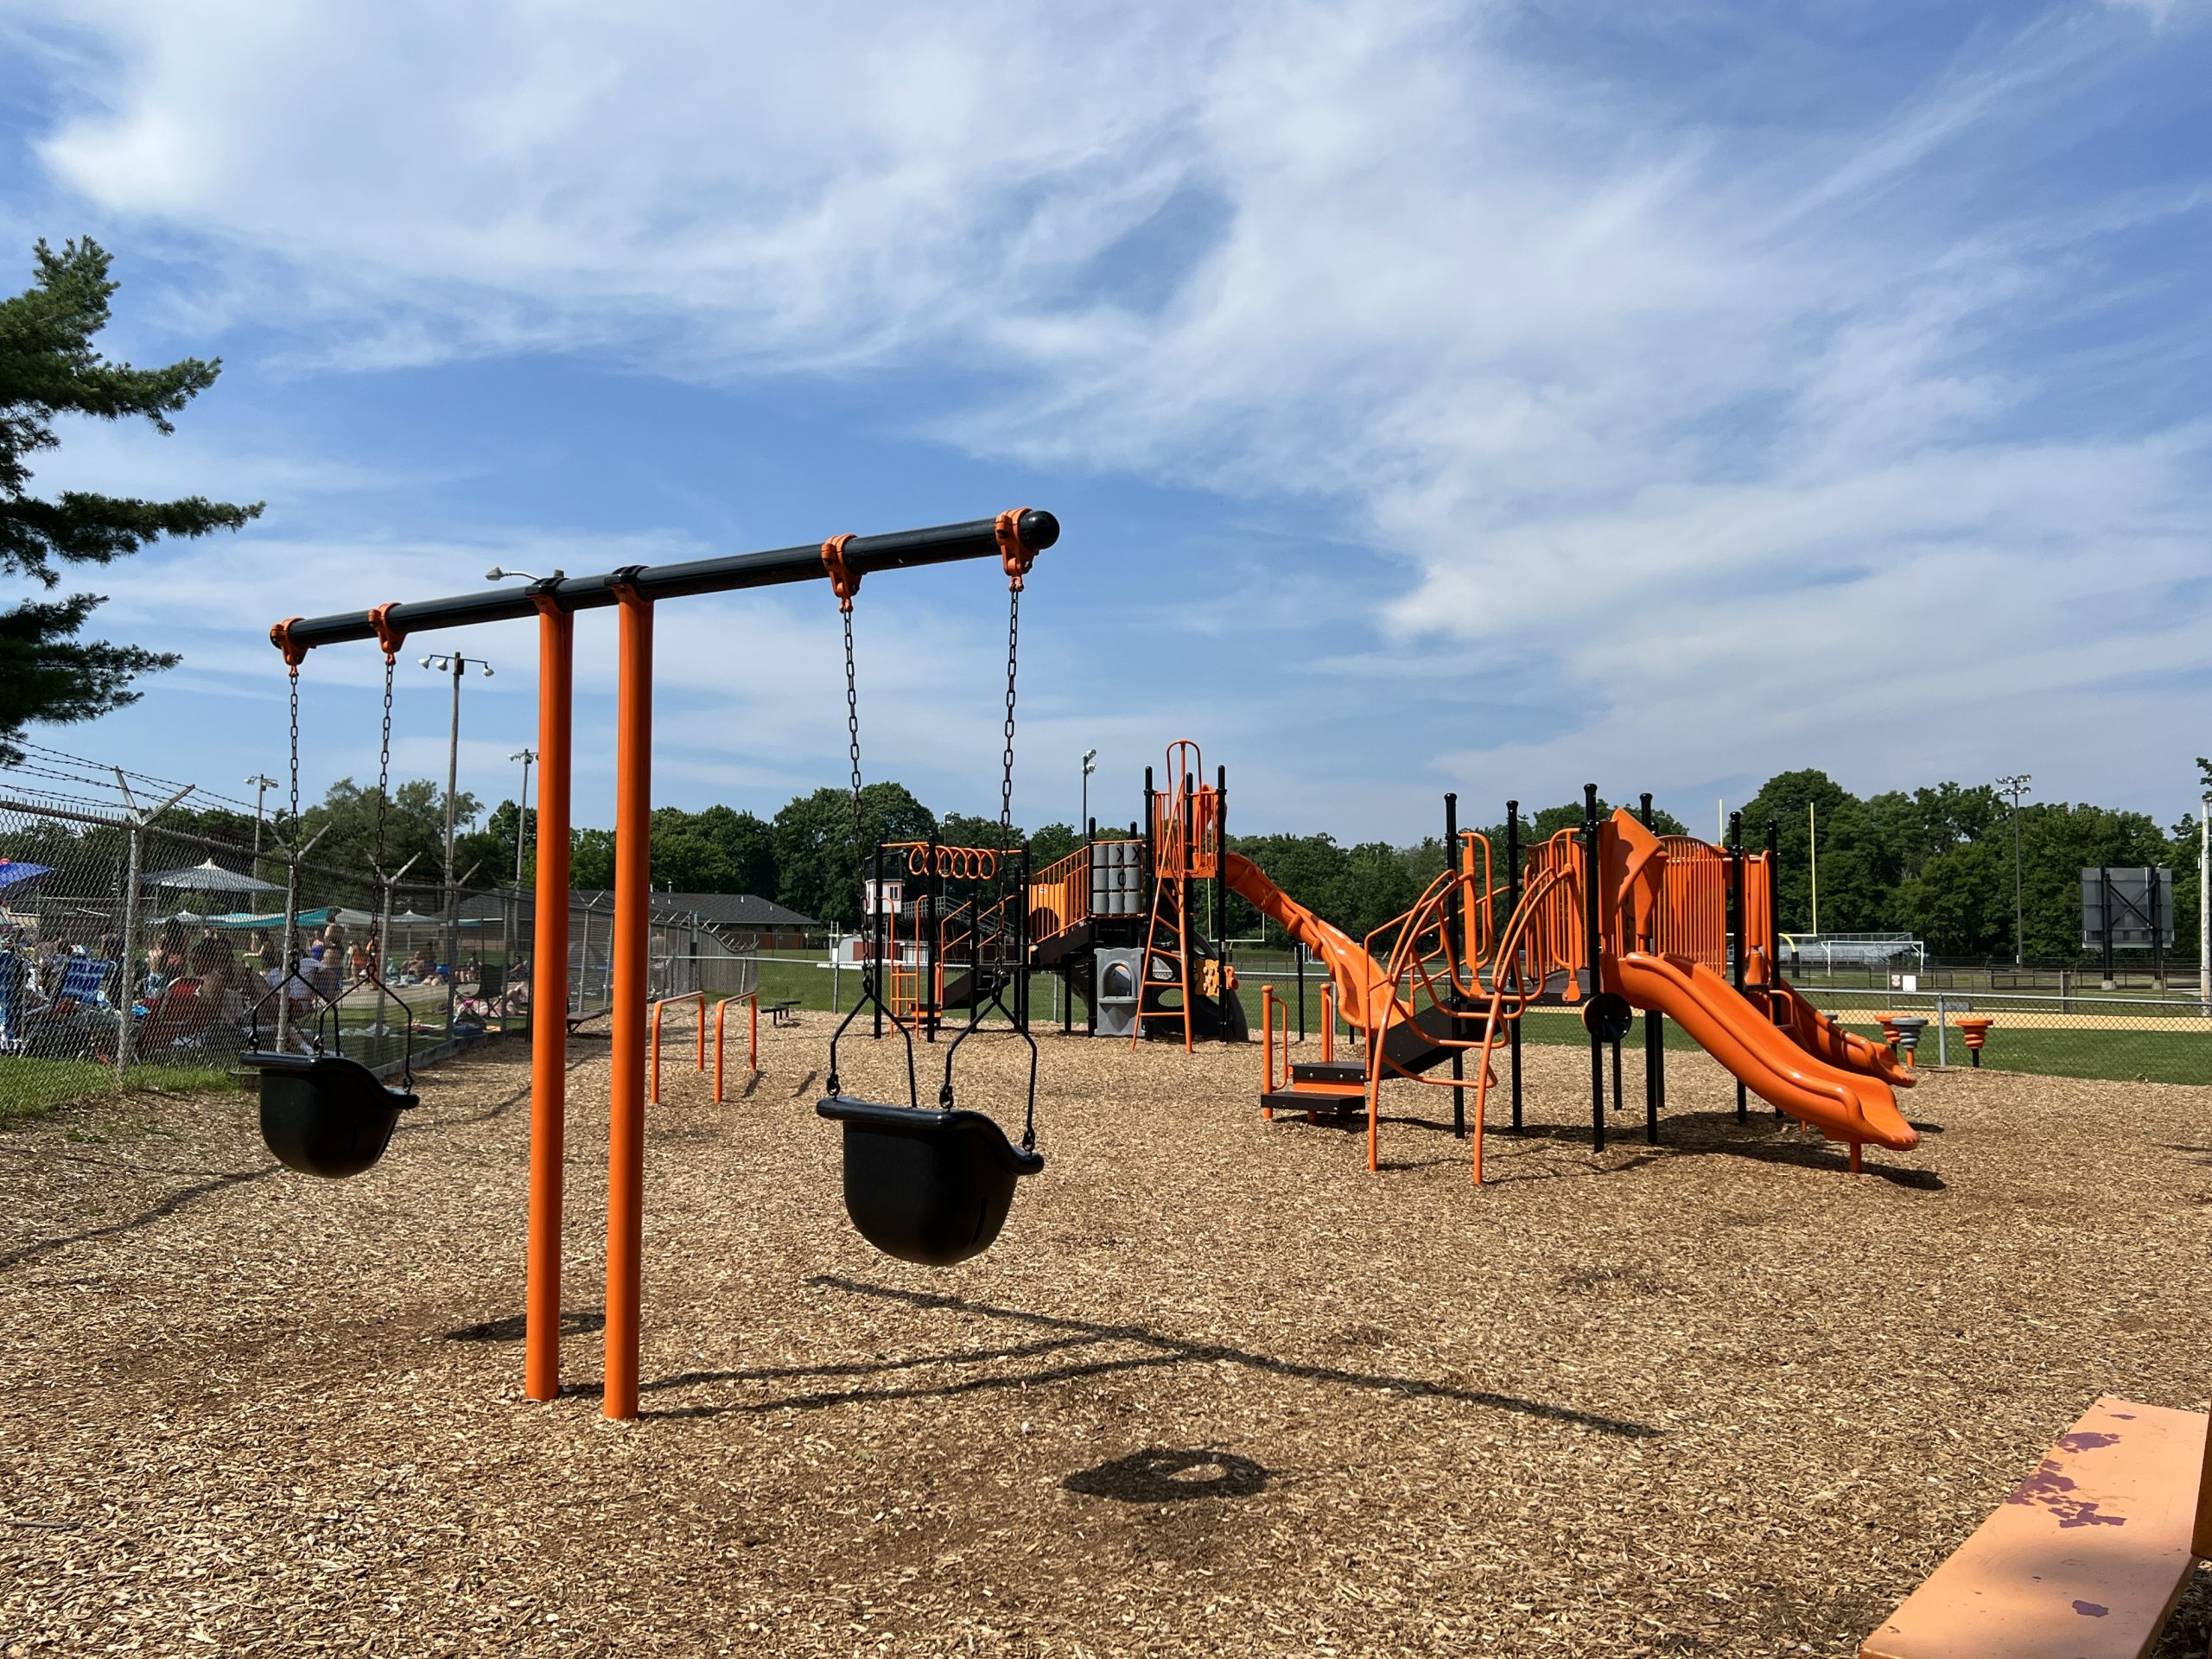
813 518 1046 1267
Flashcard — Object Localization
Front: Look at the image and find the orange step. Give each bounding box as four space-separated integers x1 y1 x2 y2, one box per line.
1861 1396 2204 1659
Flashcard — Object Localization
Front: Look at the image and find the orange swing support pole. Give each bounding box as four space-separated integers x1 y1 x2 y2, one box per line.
605 587 652 1422
524 598 572 1402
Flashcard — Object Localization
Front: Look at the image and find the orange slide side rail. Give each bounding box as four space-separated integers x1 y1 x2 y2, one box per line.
649 990 706 1105
712 992 760 1102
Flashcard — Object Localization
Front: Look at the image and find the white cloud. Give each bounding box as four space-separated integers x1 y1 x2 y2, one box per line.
7 0 2210 830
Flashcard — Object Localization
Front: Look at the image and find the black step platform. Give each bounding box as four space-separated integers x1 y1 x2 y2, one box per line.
1289 1058 1365 1088
1262 1087 1364 1116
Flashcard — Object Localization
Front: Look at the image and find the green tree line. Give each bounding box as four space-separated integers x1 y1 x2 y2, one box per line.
6 768 2196 963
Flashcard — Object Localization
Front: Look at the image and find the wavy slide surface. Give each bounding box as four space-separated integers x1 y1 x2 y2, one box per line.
1612 952 1918 1151
1765 976 1915 1089
1222 851 1399 1028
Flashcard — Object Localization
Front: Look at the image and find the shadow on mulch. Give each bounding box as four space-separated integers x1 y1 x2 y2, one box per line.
1062 1447 1270 1503
0 1163 280 1273
575 1275 1662 1440
1459 1113 1947 1192
445 1308 606 1343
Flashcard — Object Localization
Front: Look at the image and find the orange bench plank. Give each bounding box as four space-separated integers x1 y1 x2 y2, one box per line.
1862 1397 2205 1659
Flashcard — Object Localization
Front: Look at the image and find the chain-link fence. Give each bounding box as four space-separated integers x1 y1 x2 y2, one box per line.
0 791 759 1122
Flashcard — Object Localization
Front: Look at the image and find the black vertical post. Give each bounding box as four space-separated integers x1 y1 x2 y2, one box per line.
1295 944 1306 1042
1180 786 1196 1039
2100 867 2115 989
1082 814 1098 1037
2149 863 2165 989
1506 798 1523 1132
1729 810 1747 1122
1141 767 1155 925
1445 791 1465 1137
1764 817 1781 999
1584 784 1605 1154
1217 764 1232 1043
1639 791 1662 1144
870 839 885 1040
1766 817 1783 1116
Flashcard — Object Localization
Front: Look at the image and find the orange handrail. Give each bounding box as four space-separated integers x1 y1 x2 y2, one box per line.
649 990 706 1104
712 991 760 1101
1463 861 1574 1184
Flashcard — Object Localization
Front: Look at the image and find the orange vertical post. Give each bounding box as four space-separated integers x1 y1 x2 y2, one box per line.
604 586 652 1422
524 598 572 1402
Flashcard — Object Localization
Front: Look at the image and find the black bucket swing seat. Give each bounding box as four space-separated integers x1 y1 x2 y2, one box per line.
240 973 418 1179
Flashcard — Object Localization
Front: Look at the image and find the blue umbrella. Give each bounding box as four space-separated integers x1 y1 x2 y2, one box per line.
0 861 53 891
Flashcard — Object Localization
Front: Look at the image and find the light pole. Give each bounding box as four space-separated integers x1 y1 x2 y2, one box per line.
1996 774 2032 966
422 652 494 1037
511 747 537 885
2199 792 2209 1015
245 773 277 857
1081 748 1097 839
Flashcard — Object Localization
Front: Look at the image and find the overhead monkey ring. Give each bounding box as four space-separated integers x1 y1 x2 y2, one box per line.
900 843 1001 881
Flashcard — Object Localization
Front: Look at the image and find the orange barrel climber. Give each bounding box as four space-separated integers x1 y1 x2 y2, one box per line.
1955 1014 1993 1068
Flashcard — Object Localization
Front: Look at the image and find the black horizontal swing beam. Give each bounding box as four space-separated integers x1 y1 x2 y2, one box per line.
270 509 1062 655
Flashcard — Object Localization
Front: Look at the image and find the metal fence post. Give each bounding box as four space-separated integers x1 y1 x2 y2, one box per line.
1935 991 1947 1068
114 818 143 1084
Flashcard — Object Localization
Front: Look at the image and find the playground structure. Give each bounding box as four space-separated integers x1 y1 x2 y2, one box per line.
1357 794 1916 1178
246 507 1059 1420
1026 740 1246 1047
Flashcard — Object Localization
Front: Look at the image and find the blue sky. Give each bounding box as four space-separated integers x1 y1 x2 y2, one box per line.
1 0 2208 843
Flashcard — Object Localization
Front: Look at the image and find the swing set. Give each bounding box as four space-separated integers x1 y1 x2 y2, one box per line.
243 507 1059 1421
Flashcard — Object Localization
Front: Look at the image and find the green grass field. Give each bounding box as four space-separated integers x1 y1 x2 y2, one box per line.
0 1056 238 1126
638 955 2212 1089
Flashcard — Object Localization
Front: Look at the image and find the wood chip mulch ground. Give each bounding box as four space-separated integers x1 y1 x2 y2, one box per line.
3 1016 2209 1656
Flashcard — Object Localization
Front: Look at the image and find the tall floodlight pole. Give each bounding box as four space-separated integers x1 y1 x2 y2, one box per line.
1996 774 2033 966
245 773 277 857
423 651 494 1038
511 747 537 884
1081 748 1097 839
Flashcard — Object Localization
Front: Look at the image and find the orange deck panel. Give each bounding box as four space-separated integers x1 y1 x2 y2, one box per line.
1861 1396 2204 1659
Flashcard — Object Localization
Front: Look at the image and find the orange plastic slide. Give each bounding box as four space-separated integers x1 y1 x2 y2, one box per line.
1765 975 1915 1090
1222 851 1399 1027
1611 951 1918 1153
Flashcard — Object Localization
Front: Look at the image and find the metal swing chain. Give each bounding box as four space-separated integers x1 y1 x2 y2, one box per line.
999 578 1039 1152
375 654 394 872
826 607 862 1100
845 608 864 890
288 671 302 851
374 652 414 1089
999 582 1020 847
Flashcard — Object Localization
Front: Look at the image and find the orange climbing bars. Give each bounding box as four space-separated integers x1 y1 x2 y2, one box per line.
712 991 760 1101
649 990 706 1104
